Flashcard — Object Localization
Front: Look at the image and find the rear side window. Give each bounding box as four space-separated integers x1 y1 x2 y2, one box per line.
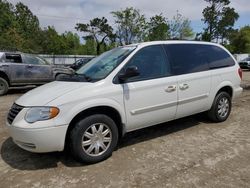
164 44 209 75
123 45 171 82
5 53 22 63
205 45 235 69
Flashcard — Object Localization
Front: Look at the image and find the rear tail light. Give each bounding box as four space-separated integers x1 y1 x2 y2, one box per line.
238 68 243 80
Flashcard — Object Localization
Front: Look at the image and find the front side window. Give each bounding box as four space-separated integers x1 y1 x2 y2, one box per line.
122 45 170 82
76 46 136 81
165 44 209 75
22 54 49 65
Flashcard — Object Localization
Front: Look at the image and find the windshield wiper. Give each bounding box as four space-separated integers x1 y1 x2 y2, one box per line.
82 74 92 82
74 72 92 82
57 72 92 82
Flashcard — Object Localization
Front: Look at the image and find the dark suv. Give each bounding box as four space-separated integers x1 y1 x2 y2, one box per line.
0 52 74 95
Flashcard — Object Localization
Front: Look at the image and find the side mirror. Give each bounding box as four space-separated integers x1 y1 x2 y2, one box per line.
118 66 140 82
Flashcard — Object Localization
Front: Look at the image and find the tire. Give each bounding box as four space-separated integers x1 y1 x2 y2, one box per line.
69 114 118 164
0 77 9 96
207 92 232 122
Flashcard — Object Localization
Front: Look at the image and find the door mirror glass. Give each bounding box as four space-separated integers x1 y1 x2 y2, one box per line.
118 66 140 82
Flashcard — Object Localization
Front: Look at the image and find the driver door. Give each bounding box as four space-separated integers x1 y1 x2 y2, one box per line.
21 54 53 83
121 45 178 131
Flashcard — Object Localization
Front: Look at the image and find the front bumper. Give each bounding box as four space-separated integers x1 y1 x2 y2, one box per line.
7 122 68 153
239 64 250 69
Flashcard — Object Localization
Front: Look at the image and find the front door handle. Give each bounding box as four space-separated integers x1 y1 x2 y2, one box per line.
165 85 176 92
27 64 33 68
179 83 189 90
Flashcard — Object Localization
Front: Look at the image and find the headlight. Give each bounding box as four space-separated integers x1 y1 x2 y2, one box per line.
25 107 59 123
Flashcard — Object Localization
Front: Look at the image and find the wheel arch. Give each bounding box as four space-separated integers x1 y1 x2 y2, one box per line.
208 81 234 110
0 71 10 85
216 85 233 98
64 105 125 150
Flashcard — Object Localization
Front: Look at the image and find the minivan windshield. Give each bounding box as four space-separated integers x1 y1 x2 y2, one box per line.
76 46 136 81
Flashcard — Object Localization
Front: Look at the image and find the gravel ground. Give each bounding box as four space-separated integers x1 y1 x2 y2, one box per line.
0 70 250 188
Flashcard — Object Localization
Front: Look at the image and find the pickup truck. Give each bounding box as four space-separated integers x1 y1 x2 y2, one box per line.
0 52 74 95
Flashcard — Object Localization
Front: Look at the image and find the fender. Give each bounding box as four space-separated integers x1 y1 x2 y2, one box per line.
53 98 126 128
208 80 233 109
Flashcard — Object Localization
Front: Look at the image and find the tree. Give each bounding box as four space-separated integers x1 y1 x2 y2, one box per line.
62 31 81 54
202 0 239 42
14 2 42 52
0 0 15 33
40 26 64 54
0 1 87 54
0 0 17 50
75 17 115 55
111 7 147 45
228 26 250 53
146 14 170 41
84 38 96 55
169 11 194 39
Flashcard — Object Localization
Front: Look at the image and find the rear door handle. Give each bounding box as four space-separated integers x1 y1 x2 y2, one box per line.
179 83 189 90
165 85 176 92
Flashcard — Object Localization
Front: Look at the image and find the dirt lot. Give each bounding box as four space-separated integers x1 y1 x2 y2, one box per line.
0 71 250 188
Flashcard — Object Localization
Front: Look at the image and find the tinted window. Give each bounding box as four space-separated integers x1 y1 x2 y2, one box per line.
123 45 170 82
205 45 235 69
5 53 22 63
165 44 209 75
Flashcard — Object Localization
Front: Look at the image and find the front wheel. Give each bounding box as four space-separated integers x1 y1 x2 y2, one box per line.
69 114 118 164
207 92 232 122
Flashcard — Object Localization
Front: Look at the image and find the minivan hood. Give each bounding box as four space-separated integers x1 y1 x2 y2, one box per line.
15 81 90 106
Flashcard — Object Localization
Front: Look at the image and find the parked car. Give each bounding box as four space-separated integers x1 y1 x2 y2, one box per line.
0 52 74 95
7 41 243 164
238 57 250 69
70 58 94 70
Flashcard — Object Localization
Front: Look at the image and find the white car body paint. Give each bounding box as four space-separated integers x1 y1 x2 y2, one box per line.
7 41 243 153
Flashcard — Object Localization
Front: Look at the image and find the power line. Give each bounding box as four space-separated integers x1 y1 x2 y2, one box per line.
36 14 90 22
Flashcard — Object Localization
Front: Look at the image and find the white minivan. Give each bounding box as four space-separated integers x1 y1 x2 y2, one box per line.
7 41 243 163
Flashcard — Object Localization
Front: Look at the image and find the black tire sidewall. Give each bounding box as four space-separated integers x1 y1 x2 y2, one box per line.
214 92 232 122
70 114 118 163
0 78 8 95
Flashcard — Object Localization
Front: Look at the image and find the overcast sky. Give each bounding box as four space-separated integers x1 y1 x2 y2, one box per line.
8 0 250 35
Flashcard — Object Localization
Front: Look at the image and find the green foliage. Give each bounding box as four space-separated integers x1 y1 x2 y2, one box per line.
0 0 18 50
84 38 96 55
146 14 170 41
170 11 194 40
0 0 15 33
228 26 250 53
202 0 239 42
1 0 248 55
75 17 115 55
111 7 147 45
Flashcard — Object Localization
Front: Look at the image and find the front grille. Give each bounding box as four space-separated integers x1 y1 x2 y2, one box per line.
7 103 23 124
240 62 248 66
